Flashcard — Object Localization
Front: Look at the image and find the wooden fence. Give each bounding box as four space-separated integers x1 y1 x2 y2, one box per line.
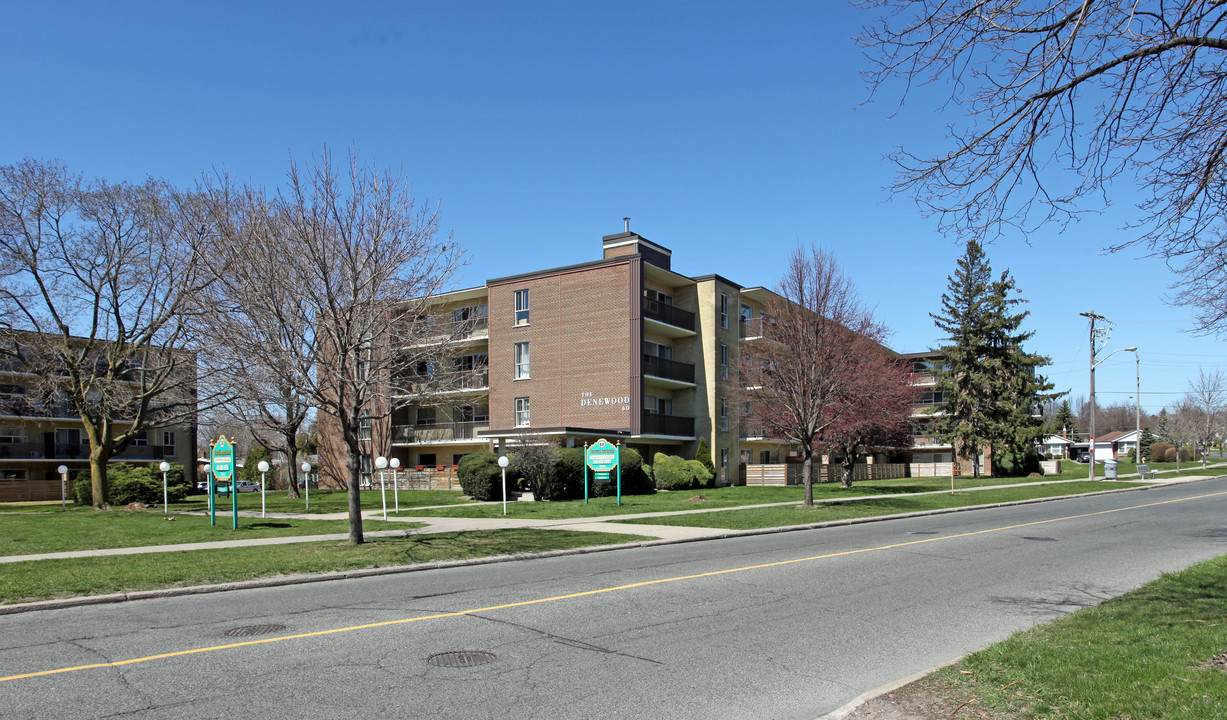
739 463 908 486
368 467 461 491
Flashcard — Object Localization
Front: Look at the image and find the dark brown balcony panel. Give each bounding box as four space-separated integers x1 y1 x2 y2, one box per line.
392 421 489 443
642 299 695 332
640 413 695 437
642 355 695 384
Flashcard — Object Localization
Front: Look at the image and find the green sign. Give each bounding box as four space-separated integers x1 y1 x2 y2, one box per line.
211 435 235 482
585 438 619 472
594 471 610 481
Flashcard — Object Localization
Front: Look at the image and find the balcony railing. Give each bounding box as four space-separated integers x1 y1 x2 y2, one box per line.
643 299 695 332
392 421 489 444
641 413 695 437
395 370 489 395
643 355 695 384
0 442 176 460
0 398 77 418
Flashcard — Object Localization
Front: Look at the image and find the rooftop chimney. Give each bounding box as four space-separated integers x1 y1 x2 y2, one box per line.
623 217 630 232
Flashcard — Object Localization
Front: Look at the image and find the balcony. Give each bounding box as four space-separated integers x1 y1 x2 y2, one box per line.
0 398 77 419
643 355 695 387
395 370 489 396
640 413 695 437
392 421 489 444
643 299 696 337
0 442 176 461
739 422 780 440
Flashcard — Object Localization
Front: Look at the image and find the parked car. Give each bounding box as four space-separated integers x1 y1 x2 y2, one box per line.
235 480 261 493
1076 450 1091 462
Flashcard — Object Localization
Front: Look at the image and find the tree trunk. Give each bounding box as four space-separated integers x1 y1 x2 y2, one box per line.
345 437 365 545
89 450 110 510
284 437 301 499
801 448 814 506
840 456 854 489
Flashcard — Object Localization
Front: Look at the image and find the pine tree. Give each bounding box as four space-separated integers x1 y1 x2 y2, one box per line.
1139 425 1156 462
931 241 1058 477
1053 400 1079 440
931 240 994 476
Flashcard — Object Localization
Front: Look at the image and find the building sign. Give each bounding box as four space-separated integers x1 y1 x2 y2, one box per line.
584 438 623 505
579 391 631 410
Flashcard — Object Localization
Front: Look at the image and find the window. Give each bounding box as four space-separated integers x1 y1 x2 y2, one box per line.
162 430 176 447
132 431 148 446
0 469 27 482
644 341 672 359
453 303 488 326
644 288 673 305
514 342 530 379
418 453 437 467
415 407 437 426
645 395 672 416
454 353 488 371
359 455 372 486
720 397 729 431
514 289 530 325
720 344 729 380
0 426 24 444
358 417 372 441
515 397 531 427
719 294 729 329
56 428 81 450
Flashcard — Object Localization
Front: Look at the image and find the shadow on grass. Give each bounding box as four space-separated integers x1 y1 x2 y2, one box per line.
246 522 292 529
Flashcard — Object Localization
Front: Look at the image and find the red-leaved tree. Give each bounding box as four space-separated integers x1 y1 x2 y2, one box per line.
740 245 899 505
818 349 917 488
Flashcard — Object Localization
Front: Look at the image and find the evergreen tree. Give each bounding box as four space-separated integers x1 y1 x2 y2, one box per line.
931 241 1058 476
1155 409 1173 444
931 240 994 476
1052 400 1079 440
241 443 271 486
693 437 717 478
1139 425 1156 462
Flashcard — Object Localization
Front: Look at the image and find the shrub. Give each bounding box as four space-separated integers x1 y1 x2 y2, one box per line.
693 438 717 477
1179 446 1193 462
590 447 655 497
994 449 1041 477
1164 446 1178 462
653 453 713 490
241 444 271 485
1150 443 1173 463
73 463 190 506
457 452 506 501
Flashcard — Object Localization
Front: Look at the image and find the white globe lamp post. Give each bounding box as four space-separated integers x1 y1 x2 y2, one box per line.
375 455 389 519
498 455 510 516
301 461 312 511
159 461 171 514
257 460 270 517
389 457 401 512
57 464 69 511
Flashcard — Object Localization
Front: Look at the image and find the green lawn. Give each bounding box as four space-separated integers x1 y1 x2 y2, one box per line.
168 487 469 514
0 507 419 557
406 475 1080 520
610 481 1137 530
926 553 1227 719
0 529 651 605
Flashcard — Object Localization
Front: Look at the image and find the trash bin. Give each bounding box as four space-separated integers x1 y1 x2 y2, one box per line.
1103 460 1118 480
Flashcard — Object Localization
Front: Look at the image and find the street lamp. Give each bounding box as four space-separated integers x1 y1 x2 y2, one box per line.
57 464 68 511
1133 351 1142 466
498 455 510 516
159 460 171 514
204 463 213 519
301 461 311 511
389 457 401 512
375 455 389 519
257 460 270 518
1089 344 1137 480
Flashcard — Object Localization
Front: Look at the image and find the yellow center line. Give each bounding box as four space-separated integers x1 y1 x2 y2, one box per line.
4 488 1225 683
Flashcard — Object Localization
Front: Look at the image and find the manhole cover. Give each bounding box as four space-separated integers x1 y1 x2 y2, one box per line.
224 624 288 637
427 650 496 668
1021 536 1057 542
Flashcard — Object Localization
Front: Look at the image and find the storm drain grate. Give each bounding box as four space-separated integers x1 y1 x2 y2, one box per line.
224 624 288 637
1021 536 1057 542
427 650 496 668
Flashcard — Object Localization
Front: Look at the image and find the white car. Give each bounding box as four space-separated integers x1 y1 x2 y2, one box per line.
234 480 261 493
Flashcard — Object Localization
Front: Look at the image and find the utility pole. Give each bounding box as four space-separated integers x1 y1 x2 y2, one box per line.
1081 312 1107 481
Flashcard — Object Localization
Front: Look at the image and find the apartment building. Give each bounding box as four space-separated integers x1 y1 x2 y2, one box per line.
902 351 956 476
0 338 197 502
347 228 794 485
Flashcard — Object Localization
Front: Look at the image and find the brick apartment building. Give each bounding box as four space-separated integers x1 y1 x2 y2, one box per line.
322 227 811 487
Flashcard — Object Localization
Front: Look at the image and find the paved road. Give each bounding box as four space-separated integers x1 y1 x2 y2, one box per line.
3 478 1226 719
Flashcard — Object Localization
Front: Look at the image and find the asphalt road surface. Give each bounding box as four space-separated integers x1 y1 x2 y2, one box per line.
4 478 1227 719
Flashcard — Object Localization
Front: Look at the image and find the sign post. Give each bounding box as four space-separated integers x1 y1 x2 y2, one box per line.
584 438 622 506
211 436 237 529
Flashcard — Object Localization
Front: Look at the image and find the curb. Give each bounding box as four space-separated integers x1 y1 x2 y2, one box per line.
0 477 1211 616
816 659 961 720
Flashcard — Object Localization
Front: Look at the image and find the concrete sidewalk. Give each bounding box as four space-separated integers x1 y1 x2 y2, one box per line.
3 470 1214 565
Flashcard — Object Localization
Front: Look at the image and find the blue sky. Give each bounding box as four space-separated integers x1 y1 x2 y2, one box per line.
4 1 1220 416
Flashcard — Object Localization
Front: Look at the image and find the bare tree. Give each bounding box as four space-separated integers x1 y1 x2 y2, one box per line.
739 245 892 505
504 433 557 500
206 150 463 544
860 2 1227 332
0 158 219 508
1167 400 1200 471
1183 368 1226 466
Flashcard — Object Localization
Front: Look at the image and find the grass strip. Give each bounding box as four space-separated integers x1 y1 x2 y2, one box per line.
609 481 1137 530
926 553 1227 719
0 509 419 557
405 476 1087 520
0 529 649 605
166 488 468 514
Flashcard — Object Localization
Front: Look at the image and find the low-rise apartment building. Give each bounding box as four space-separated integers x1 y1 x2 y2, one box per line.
0 339 197 502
